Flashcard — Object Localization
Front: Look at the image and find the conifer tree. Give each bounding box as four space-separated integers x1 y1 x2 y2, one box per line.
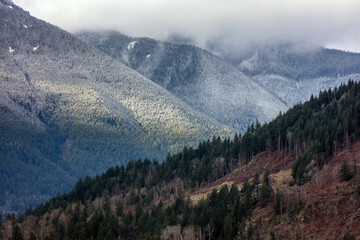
260 170 272 207
340 160 353 181
10 225 23 240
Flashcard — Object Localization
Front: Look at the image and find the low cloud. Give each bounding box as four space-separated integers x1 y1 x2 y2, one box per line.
13 0 360 53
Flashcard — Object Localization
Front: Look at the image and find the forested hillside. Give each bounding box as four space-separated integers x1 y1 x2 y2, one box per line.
77 31 287 132
0 0 232 216
2 80 360 239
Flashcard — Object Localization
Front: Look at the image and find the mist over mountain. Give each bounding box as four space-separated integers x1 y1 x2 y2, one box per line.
0 1 232 214
204 41 360 106
226 43 360 80
12 0 360 54
77 31 360 131
2 0 360 239
2 0 360 223
77 31 288 132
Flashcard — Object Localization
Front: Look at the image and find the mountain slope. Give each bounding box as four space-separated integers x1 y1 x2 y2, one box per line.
222 42 360 106
2 81 360 240
77 32 288 132
0 1 232 214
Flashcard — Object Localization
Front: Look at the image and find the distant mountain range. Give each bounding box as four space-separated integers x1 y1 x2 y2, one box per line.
77 32 360 130
77 32 287 132
218 42 360 106
1 0 360 216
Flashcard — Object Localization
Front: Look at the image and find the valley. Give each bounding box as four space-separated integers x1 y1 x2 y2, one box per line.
1 1 360 239
2 81 360 239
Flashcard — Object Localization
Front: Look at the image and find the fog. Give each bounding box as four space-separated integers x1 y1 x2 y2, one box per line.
12 0 360 53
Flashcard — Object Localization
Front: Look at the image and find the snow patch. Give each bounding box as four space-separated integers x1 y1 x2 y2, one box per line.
239 54 258 71
8 47 14 53
127 41 138 50
23 24 28 29
146 54 151 58
33 45 39 52
8 5 13 9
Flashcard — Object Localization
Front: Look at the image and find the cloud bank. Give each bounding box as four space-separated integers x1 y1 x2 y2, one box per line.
13 0 360 53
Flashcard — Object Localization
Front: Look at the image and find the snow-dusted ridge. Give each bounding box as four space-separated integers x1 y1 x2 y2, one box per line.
0 3 232 215
77 31 288 132
227 43 360 106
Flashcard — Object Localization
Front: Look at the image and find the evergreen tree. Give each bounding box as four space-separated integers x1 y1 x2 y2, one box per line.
340 160 353 181
116 200 124 217
270 231 276 240
10 225 24 240
29 232 36 240
274 191 283 215
260 170 272 207
343 232 356 240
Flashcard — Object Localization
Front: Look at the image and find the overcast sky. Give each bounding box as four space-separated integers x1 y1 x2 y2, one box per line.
12 0 360 53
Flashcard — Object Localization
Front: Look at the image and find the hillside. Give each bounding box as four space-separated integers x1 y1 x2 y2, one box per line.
77 31 288 132
221 42 360 106
0 1 232 215
3 80 360 239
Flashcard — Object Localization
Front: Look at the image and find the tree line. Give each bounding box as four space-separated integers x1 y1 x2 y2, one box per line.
4 79 360 239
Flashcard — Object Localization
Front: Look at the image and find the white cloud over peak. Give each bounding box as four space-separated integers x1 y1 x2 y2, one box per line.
13 0 360 53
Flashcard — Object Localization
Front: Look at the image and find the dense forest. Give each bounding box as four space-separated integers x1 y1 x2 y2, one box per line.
2 80 360 239
0 0 234 216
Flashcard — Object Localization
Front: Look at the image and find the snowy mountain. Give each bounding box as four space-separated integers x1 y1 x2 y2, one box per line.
221 42 360 106
0 1 232 214
77 32 288 132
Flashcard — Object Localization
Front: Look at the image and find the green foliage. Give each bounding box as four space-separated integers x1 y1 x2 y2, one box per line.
116 201 124 217
274 191 283 215
340 161 354 182
270 231 276 240
292 146 317 185
29 182 257 240
0 88 231 215
246 222 253 240
10 80 360 239
343 232 356 240
150 80 360 187
0 117 74 215
5 79 360 216
29 232 36 240
290 80 360 184
9 225 24 240
356 176 360 195
260 170 272 208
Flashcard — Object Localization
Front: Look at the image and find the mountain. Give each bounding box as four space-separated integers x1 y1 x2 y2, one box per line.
0 1 232 215
77 31 288 132
2 80 360 239
220 42 360 106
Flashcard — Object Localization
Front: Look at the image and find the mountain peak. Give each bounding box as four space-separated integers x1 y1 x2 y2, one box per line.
78 31 288 132
0 3 232 215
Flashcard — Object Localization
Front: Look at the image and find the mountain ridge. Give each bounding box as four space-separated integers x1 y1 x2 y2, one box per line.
0 2 232 215
2 80 360 239
77 31 288 132
215 42 360 106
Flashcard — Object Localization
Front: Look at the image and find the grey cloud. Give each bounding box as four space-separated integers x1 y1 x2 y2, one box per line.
13 0 360 52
